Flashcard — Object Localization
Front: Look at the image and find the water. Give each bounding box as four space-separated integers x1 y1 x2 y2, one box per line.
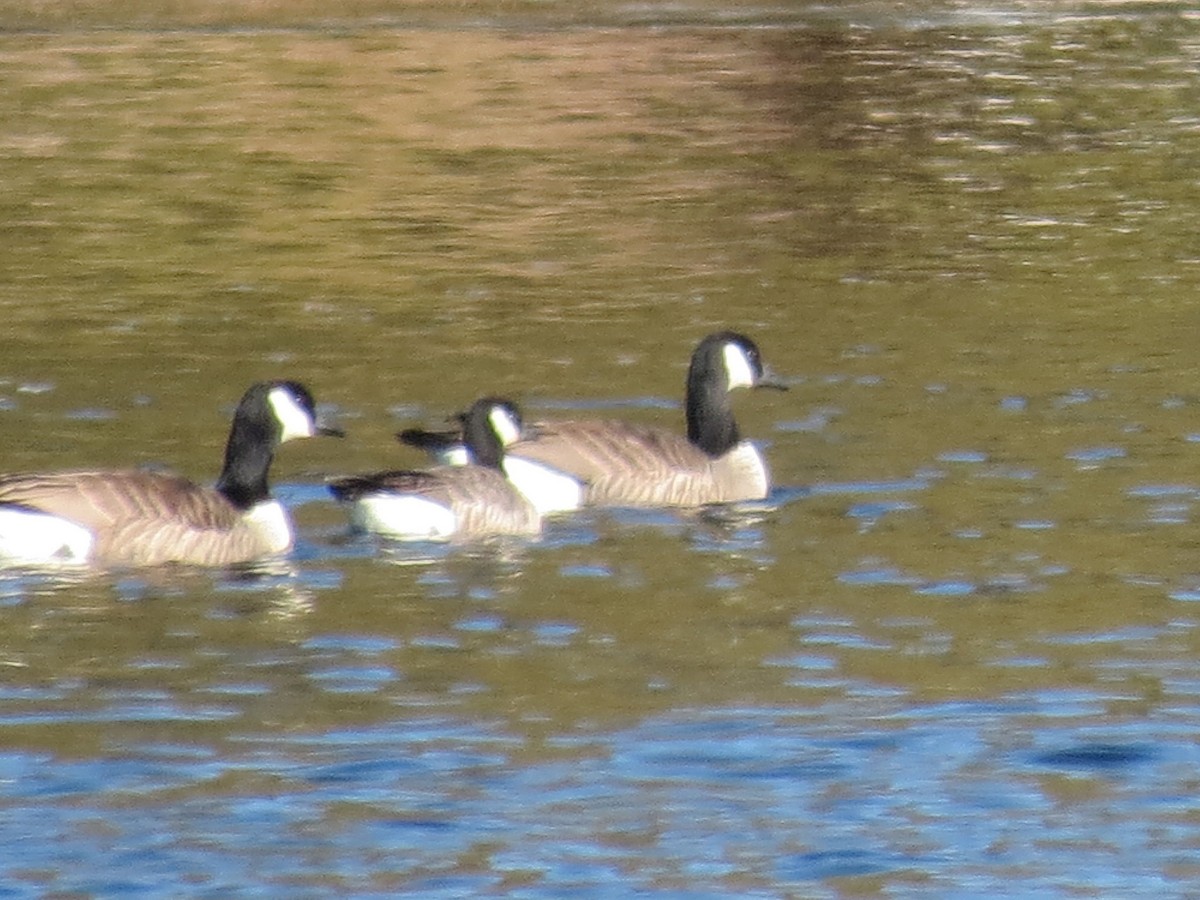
3 3 1200 895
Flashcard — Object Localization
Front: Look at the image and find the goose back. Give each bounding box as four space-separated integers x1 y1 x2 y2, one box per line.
332 396 540 540
510 420 769 507
0 379 340 569
331 465 539 539
0 470 289 567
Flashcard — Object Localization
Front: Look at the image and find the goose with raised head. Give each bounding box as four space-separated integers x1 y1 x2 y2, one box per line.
0 380 342 568
330 397 540 540
400 331 787 510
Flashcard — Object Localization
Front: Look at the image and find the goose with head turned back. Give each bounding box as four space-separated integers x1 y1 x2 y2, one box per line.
330 396 540 540
0 380 343 568
400 331 787 510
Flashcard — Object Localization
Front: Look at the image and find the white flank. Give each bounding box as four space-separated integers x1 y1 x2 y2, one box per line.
503 456 584 514
347 494 457 540
268 386 317 442
0 508 94 566
723 342 757 390
242 500 295 555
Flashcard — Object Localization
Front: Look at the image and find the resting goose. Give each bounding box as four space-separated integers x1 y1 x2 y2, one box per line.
400 331 787 509
330 397 540 540
0 380 342 568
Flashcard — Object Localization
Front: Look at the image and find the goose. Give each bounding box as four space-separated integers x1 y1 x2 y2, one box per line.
0 380 342 568
329 396 540 540
400 331 787 510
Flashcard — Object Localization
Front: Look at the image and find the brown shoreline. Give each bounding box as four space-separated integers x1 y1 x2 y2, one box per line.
0 1 1172 34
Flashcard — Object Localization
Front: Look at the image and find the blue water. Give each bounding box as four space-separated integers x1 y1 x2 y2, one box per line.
6 5 1200 896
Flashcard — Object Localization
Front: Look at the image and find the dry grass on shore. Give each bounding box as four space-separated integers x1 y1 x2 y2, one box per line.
2 1 1172 33
0 0 549 30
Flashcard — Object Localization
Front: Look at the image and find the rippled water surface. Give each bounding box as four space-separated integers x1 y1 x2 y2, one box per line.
4 3 1200 895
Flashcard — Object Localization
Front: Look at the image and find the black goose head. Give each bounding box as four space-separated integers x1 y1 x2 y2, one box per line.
216 381 343 509
686 332 787 456
460 397 524 471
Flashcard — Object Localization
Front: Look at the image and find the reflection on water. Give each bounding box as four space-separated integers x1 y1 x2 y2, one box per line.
4 5 1200 895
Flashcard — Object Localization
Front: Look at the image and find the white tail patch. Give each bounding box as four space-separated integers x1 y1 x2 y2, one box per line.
488 405 522 447
346 494 457 540
503 456 584 514
268 386 317 443
723 342 757 390
0 508 94 566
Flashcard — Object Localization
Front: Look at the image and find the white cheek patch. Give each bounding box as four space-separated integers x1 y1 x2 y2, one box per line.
268 387 316 442
438 445 471 467
723 342 757 390
488 406 522 447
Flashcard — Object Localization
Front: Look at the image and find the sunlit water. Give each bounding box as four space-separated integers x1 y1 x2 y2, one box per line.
3 3 1200 895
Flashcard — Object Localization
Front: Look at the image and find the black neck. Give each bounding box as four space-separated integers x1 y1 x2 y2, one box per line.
463 414 504 470
215 416 275 510
686 372 740 457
